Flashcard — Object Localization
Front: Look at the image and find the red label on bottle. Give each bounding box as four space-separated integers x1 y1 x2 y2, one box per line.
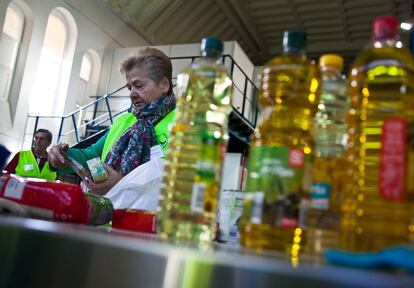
379 118 407 201
288 148 304 168
280 217 298 229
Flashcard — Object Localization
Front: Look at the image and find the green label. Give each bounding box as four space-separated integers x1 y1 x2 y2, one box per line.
191 136 225 213
244 146 310 227
246 146 306 200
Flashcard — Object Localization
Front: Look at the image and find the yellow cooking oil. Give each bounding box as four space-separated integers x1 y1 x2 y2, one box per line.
240 31 321 258
304 54 348 255
157 38 232 243
340 16 414 252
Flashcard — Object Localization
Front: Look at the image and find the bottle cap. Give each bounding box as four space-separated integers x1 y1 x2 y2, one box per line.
319 54 344 70
201 37 223 55
283 31 307 51
373 16 399 40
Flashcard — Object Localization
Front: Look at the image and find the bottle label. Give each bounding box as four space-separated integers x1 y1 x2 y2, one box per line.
311 183 331 209
4 177 25 200
379 118 407 201
191 137 224 213
217 190 244 243
191 183 207 212
244 146 310 228
244 192 264 224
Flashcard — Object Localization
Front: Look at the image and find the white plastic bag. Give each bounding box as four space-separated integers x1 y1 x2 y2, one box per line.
105 155 165 212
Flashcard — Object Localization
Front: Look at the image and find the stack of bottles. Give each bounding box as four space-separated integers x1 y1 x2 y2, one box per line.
237 15 414 257
155 15 414 261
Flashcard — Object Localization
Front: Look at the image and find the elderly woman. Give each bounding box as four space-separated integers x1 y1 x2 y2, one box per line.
48 48 176 194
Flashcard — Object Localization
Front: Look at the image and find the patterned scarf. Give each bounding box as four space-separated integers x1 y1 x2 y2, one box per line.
104 94 176 175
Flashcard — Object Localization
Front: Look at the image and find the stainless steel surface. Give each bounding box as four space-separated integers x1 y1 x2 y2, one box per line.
0 216 413 288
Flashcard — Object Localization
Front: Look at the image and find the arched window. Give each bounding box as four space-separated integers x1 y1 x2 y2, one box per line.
30 9 67 115
80 52 92 82
76 49 100 107
76 50 101 131
30 7 77 117
0 2 24 101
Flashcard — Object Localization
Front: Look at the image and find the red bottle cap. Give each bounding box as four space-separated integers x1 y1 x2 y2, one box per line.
373 16 399 40
112 209 156 233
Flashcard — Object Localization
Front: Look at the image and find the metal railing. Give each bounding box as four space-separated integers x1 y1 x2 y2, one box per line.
25 54 259 148
25 85 128 148
170 54 259 128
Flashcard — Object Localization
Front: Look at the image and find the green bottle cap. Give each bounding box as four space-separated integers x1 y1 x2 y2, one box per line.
201 37 223 56
282 31 307 51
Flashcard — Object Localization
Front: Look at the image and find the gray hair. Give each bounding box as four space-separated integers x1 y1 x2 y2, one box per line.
119 47 173 95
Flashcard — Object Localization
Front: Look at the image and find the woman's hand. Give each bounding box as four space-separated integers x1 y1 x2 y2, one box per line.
83 164 122 196
48 143 70 169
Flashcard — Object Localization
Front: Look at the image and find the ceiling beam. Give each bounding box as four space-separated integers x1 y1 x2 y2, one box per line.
244 1 290 10
227 0 267 51
214 0 267 54
123 0 146 19
184 4 222 41
287 0 304 30
336 0 350 42
136 0 173 29
387 0 398 17
145 0 188 43
173 1 218 43
269 39 366 54
297 2 338 13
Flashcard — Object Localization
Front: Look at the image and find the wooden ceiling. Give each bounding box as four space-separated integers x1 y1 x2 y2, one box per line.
101 0 413 67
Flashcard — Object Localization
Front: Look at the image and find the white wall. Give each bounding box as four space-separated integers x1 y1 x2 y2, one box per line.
0 0 148 155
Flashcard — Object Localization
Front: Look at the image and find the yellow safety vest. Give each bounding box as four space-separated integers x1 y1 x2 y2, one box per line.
101 110 176 161
15 150 57 181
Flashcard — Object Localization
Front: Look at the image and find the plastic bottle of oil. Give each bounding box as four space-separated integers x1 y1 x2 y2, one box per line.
305 54 348 255
340 16 414 252
240 31 320 257
157 38 232 243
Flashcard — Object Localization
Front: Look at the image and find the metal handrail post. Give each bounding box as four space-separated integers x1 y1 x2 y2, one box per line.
241 76 248 116
104 97 113 124
253 90 259 127
92 100 99 126
31 116 39 148
57 117 65 143
71 114 80 143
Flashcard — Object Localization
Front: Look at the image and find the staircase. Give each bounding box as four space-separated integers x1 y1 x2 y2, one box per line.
24 55 259 151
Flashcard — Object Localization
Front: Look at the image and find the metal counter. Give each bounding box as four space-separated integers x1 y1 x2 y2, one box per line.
0 216 412 288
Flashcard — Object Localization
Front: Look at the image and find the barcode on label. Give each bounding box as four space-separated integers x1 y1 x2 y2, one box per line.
191 183 206 212
4 178 25 200
245 192 264 224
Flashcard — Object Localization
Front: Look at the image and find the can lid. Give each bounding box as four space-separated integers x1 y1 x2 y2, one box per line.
319 54 344 69
283 31 307 50
201 37 223 54
373 16 399 40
